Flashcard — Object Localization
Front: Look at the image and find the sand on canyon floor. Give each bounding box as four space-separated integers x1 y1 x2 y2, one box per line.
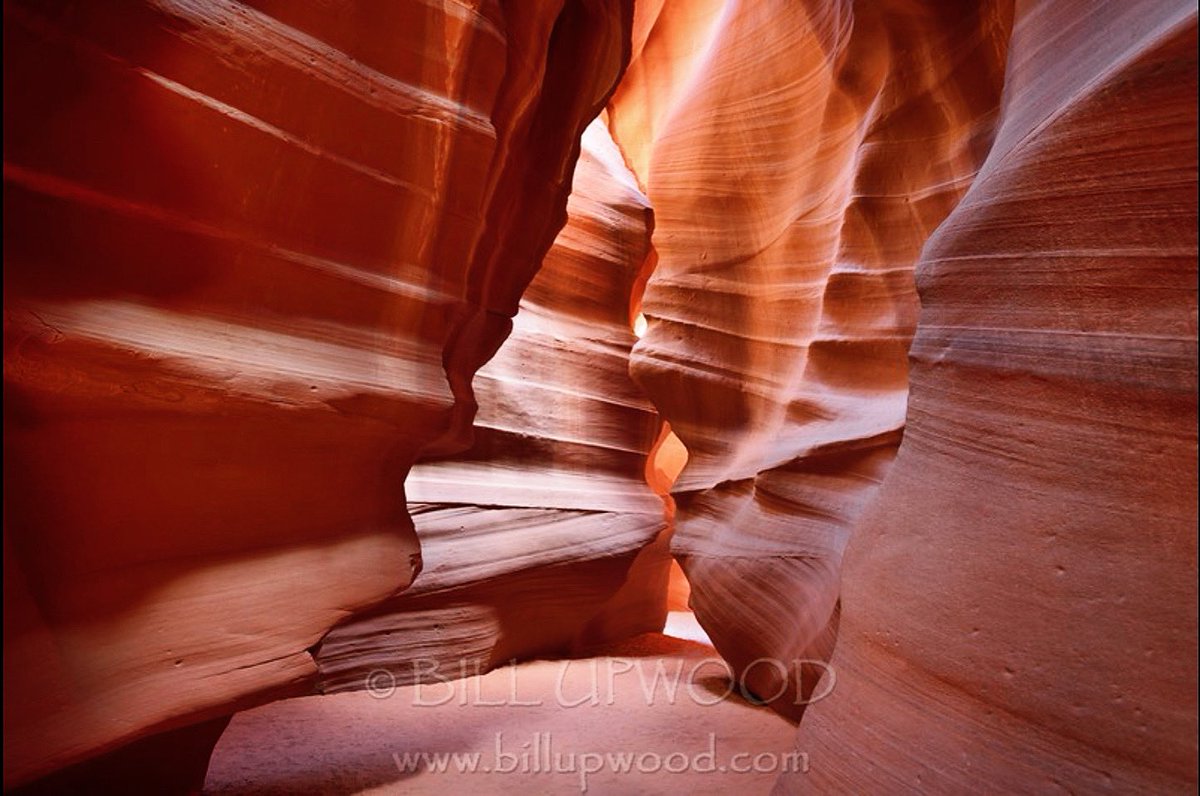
205 630 805 795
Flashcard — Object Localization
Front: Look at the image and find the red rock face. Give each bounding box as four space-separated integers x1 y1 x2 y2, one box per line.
608 0 1015 715
5 0 1197 792
789 0 1199 790
607 0 1196 788
3 0 632 787
314 119 671 691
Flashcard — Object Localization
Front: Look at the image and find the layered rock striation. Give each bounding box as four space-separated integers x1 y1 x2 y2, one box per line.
315 119 670 691
3 0 632 787
608 0 1014 713
3 0 1197 792
790 0 1199 790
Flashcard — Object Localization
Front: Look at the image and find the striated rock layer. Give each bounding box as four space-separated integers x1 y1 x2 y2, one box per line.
5 0 1197 791
3 0 632 787
315 119 669 693
608 0 1014 713
789 0 1199 791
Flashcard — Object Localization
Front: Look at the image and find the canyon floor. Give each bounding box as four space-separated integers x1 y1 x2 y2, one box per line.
205 625 801 795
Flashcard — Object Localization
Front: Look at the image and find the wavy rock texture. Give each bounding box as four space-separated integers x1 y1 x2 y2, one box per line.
5 0 1197 791
608 0 1014 713
315 118 669 692
789 0 1199 791
2 0 631 787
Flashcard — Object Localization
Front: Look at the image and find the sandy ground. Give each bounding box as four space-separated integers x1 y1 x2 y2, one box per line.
205 629 802 795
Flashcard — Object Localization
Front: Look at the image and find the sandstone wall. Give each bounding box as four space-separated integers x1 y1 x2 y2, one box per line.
315 119 669 692
3 0 632 785
608 0 1014 713
789 0 1198 790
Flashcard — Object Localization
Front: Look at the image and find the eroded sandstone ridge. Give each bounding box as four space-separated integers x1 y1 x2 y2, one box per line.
790 0 1199 791
3 0 632 787
608 0 1015 714
315 118 670 692
4 0 1197 792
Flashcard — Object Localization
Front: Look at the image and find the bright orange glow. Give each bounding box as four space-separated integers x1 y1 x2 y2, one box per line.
646 421 695 616
667 559 691 611
645 421 688 497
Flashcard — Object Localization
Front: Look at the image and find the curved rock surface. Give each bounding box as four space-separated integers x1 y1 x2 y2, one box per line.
790 0 1198 791
315 118 669 693
609 0 1014 713
4 0 1197 792
3 0 632 787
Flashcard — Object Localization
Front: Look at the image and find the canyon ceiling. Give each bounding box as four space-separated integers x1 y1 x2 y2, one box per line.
3 0 1197 793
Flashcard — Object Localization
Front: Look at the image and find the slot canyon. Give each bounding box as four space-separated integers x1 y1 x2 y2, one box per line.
3 0 1196 793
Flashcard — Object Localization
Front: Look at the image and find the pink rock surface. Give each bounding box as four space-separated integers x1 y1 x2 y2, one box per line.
209 635 800 795
790 1 1198 790
3 0 632 786
315 118 671 694
4 0 1196 792
608 0 1014 715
